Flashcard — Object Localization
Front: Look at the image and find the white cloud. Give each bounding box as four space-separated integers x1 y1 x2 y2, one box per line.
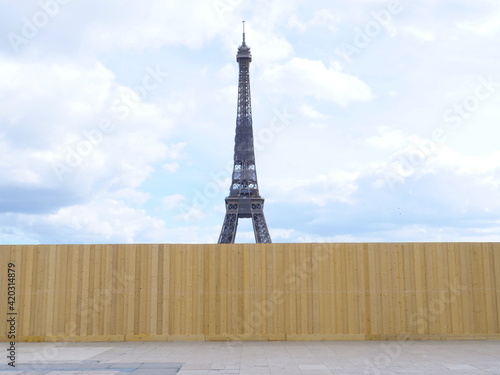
366 127 410 150
163 162 180 173
268 170 360 207
427 146 500 186
0 53 183 242
163 143 186 159
288 9 340 32
262 57 373 106
299 104 328 121
397 26 435 42
270 228 296 240
162 194 185 210
457 11 500 37
81 0 239 51
5 195 166 244
175 205 204 223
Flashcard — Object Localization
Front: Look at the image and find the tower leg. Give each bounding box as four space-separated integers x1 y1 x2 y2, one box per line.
218 203 239 244
252 213 272 243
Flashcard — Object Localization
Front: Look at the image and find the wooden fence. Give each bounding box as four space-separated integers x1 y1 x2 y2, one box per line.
0 243 499 342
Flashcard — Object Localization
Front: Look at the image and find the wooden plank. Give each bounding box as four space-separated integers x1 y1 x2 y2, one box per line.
102 245 112 337
459 243 472 333
276 243 285 337
162 244 171 335
306 244 314 335
318 244 330 335
311 244 320 335
242 243 251 335
125 244 137 337
253 243 261 335
138 244 148 335
366 243 376 335
400 243 411 335
453 243 465 334
298 244 308 334
407 243 417 336
380 244 391 334
156 244 164 335
95 245 104 336
412 243 424 335
219 244 227 336
45 246 56 338
226 244 234 335
149 244 158 336
395 243 405 335
62 246 73 336
212 245 220 335
392 243 401 335
186 244 194 335
181 244 187 335
286 243 297 335
438 242 450 334
430 242 442 333
263 244 271 336
202 244 209 335
110 245 119 336
21 245 34 338
209 245 217 336
493 243 500 333
172 244 181 335
481 243 495 333
86 245 96 336
428 243 438 334
197 245 205 335
52 246 62 335
355 243 365 334
324 244 337 334
82 245 91 337
473 244 486 333
345 243 355 335
74 246 83 336
446 243 460 334
261 243 268 335
438 242 449 334
333 243 344 334
99 245 107 336
185 245 192 335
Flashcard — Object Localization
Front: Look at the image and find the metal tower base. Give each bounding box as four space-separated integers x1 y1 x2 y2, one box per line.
218 197 271 244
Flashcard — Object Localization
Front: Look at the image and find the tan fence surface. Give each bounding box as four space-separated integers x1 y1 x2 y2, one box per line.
0 243 499 342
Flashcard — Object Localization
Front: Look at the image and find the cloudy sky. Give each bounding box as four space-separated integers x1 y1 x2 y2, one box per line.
1 0 499 244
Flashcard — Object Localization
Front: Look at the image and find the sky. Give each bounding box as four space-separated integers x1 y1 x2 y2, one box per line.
0 0 499 244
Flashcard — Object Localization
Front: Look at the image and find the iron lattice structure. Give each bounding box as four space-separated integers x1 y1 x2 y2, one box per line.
218 23 272 244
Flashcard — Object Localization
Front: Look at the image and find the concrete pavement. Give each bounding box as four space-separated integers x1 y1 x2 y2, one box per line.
1 340 499 374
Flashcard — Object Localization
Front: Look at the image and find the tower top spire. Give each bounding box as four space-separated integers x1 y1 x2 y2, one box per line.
237 21 251 61
242 20 246 44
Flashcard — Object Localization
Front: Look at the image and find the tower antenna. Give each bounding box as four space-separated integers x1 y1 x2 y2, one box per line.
242 20 246 44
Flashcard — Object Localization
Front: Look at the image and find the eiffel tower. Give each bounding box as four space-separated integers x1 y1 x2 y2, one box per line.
218 22 272 244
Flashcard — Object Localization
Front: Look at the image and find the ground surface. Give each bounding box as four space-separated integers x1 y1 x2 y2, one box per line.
1 340 499 374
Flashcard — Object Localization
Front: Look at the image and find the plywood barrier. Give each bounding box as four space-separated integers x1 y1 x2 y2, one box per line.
0 243 499 342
